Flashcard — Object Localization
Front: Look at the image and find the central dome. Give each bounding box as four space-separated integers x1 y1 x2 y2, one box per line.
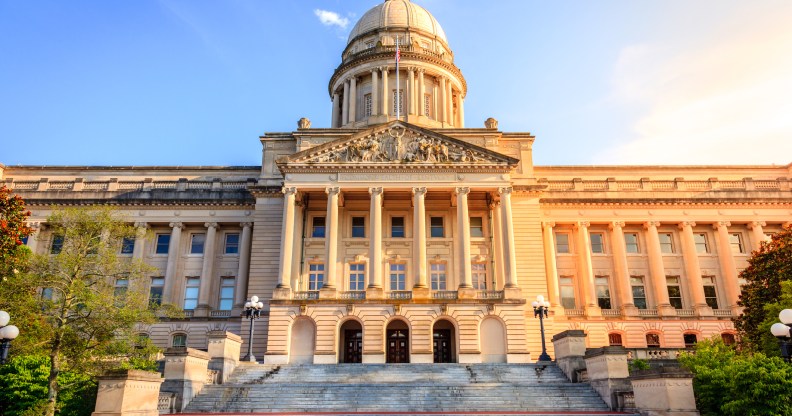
347 0 447 45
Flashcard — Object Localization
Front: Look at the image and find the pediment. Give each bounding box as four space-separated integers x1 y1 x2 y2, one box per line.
279 121 518 171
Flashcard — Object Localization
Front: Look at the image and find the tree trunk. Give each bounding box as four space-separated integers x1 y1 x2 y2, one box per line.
45 335 61 416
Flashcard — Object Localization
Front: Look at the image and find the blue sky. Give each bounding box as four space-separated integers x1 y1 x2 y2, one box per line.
2 0 791 167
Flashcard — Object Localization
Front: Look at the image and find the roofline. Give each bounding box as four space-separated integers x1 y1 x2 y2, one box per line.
2 165 261 171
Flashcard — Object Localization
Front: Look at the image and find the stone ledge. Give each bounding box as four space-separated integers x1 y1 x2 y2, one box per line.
630 367 693 380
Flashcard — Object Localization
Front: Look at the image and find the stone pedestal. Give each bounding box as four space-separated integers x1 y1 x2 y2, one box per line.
503 286 522 300
411 287 430 299
161 347 210 412
457 287 476 299
631 368 699 416
207 330 243 383
319 287 337 299
272 287 292 300
551 330 587 382
584 346 631 409
366 287 384 300
92 370 163 416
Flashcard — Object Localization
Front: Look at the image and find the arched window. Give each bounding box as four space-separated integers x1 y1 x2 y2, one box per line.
721 333 736 346
683 333 698 348
172 333 187 348
608 333 623 346
646 333 661 348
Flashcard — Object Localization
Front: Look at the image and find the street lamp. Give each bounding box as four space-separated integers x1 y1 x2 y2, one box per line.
531 295 552 362
243 296 264 362
771 309 792 362
0 310 20 365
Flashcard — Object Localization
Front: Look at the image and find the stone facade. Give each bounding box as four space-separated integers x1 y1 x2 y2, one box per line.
3 0 792 365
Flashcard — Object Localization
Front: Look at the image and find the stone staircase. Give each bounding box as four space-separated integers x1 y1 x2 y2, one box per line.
181 363 635 415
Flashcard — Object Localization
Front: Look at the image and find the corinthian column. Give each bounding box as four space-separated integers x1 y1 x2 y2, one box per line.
322 187 340 296
348 76 357 124
412 187 428 293
574 221 601 317
235 222 252 307
381 67 389 117
342 79 350 126
196 222 218 313
371 69 379 116
499 188 519 296
610 221 637 316
162 222 183 302
678 221 710 315
277 188 297 290
644 221 674 316
541 222 561 312
439 77 447 123
407 67 416 115
332 93 340 127
748 221 767 252
368 187 384 290
132 222 148 260
418 69 425 116
456 187 472 289
713 221 741 313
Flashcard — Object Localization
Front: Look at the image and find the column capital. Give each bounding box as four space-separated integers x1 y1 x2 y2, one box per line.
204 222 218 229
27 221 41 230
169 222 184 229
240 222 253 228
609 221 625 230
643 221 662 229
368 187 384 196
541 221 556 229
411 187 427 196
748 220 767 229
498 186 513 195
371 68 378 74
134 221 149 229
282 186 298 196
678 221 696 230
713 221 732 230
325 186 341 196
574 221 590 230
454 186 470 195
417 68 425 74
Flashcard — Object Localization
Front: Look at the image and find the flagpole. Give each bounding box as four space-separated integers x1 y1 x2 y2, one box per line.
395 36 400 121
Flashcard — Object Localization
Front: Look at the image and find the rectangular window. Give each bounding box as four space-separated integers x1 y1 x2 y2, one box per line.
351 216 366 238
184 277 200 310
684 333 698 348
114 278 129 298
646 333 661 348
312 217 326 238
190 234 206 254
430 217 444 238
219 277 235 310
469 217 484 238
608 333 623 346
625 233 639 253
364 94 372 117
51 235 64 254
309 264 325 290
172 334 187 348
224 233 240 254
121 237 135 254
729 233 745 254
393 89 403 114
155 234 170 254
472 263 487 290
149 277 164 306
666 276 683 309
555 233 570 253
702 276 719 309
424 94 431 117
349 264 366 291
389 263 406 291
659 233 674 253
560 276 576 309
430 263 446 291
595 276 611 309
694 233 709 253
391 217 405 238
590 233 605 253
631 276 647 309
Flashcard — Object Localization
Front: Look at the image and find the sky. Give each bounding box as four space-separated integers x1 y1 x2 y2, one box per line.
1 0 791 167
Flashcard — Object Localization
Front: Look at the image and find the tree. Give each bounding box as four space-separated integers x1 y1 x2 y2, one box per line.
734 224 792 351
12 206 161 416
0 185 33 277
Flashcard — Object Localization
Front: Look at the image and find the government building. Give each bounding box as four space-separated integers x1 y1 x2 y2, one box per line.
3 0 791 365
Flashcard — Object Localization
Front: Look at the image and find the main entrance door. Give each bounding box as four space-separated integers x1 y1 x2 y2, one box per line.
386 319 410 363
344 330 363 363
433 329 452 363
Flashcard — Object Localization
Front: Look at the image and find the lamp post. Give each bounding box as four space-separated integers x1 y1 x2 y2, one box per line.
243 296 264 362
0 310 20 365
531 295 552 362
770 309 792 362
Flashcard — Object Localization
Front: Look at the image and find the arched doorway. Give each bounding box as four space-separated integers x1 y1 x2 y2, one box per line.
433 319 456 363
339 320 363 363
386 319 409 363
289 318 316 364
480 317 506 363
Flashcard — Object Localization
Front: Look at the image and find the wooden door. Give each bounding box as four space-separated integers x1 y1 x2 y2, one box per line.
386 329 409 363
343 330 363 363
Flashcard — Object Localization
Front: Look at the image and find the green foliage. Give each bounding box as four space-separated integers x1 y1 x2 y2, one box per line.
679 338 792 416
628 358 650 372
0 355 96 416
734 224 792 351
756 280 792 357
0 185 33 275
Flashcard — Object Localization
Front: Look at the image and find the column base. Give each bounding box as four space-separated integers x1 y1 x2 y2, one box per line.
272 287 292 300
262 353 288 365
362 353 386 363
503 286 522 300
551 305 566 317
366 287 384 300
620 304 641 319
412 287 430 300
585 305 603 319
319 287 337 300
694 304 714 317
729 304 744 317
193 305 211 318
458 287 477 299
657 304 678 317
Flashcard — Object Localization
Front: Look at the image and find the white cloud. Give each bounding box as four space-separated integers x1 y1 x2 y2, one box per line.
314 9 350 30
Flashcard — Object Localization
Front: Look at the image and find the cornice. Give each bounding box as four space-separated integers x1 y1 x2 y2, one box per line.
540 199 792 208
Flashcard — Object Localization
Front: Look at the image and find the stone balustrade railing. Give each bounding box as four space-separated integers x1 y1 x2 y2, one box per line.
158 392 177 413
625 347 691 360
5 178 254 192
340 291 366 300
542 176 789 192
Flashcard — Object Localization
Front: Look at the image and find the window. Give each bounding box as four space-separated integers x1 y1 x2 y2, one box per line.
121 238 135 254
430 263 446 290
172 333 187 348
666 276 683 309
114 278 129 298
729 233 745 254
149 277 164 306
646 333 661 348
472 263 487 289
309 264 324 290
393 89 403 114
694 233 709 253
51 235 64 254
349 264 366 291
224 233 240 254
351 216 366 238
155 234 170 254
469 217 484 238
608 333 623 346
721 333 736 345
364 94 372 117
391 217 405 238
590 233 605 253
659 233 674 253
430 217 444 238
555 233 570 253
219 277 235 310
190 234 206 254
389 263 406 291
702 275 719 309
683 333 698 348
184 277 200 310
595 276 611 309
631 276 647 309
424 94 431 117
560 276 576 309
312 217 326 238
625 233 639 253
